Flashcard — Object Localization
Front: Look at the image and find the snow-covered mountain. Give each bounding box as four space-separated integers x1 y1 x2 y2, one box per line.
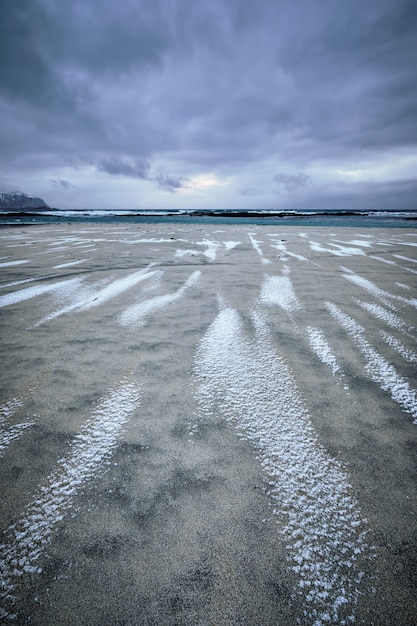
0 191 49 209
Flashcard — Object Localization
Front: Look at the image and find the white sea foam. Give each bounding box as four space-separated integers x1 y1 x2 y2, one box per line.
326 302 417 424
35 267 158 325
0 379 141 620
306 327 342 378
380 331 417 364
0 278 83 308
259 274 301 313
193 303 372 625
119 270 201 327
0 260 30 268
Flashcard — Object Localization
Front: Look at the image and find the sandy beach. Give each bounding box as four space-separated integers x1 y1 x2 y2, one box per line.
1 223 416 625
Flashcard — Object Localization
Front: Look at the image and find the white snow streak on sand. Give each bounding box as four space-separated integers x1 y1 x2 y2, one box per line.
342 270 417 309
197 240 221 261
306 327 347 387
175 249 200 258
353 299 415 336
333 239 374 248
194 304 372 625
0 398 33 456
249 233 272 265
309 241 366 257
175 240 238 261
0 398 24 424
0 278 38 290
380 331 417 365
393 254 417 264
35 267 158 325
119 271 201 327
371 256 417 275
223 241 241 251
0 260 30 268
0 380 141 621
53 259 87 269
326 302 417 424
259 273 301 314
0 278 83 308
0 423 33 457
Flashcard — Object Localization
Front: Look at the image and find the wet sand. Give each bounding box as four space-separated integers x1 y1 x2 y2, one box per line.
0 223 416 625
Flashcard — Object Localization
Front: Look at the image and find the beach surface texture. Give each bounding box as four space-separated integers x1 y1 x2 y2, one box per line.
0 223 416 625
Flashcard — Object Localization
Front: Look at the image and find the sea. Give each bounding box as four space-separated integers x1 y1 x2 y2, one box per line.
0 208 416 228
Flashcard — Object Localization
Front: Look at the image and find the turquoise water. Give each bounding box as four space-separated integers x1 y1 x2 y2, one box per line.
1 209 416 228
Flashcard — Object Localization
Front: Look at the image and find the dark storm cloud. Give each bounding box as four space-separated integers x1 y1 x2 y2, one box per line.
274 173 311 192
95 156 185 193
50 179 75 189
154 173 187 193
290 178 417 212
97 156 151 179
0 0 416 206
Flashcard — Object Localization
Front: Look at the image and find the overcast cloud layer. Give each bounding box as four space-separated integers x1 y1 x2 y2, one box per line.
0 0 416 210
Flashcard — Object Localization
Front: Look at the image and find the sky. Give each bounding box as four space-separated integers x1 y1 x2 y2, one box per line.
0 0 416 211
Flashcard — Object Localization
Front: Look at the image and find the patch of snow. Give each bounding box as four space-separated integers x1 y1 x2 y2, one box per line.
380 331 417 364
249 233 272 265
175 249 200 258
0 379 141 620
0 423 33 457
309 241 366 257
0 278 83 309
119 270 201 327
53 259 88 269
393 254 417 264
35 267 158 326
326 302 417 424
223 241 241 251
0 260 30 268
259 274 301 313
306 327 343 379
342 270 417 309
193 303 373 625
353 299 415 336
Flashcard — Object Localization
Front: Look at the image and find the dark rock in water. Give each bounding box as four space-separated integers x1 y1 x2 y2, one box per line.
0 191 49 210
